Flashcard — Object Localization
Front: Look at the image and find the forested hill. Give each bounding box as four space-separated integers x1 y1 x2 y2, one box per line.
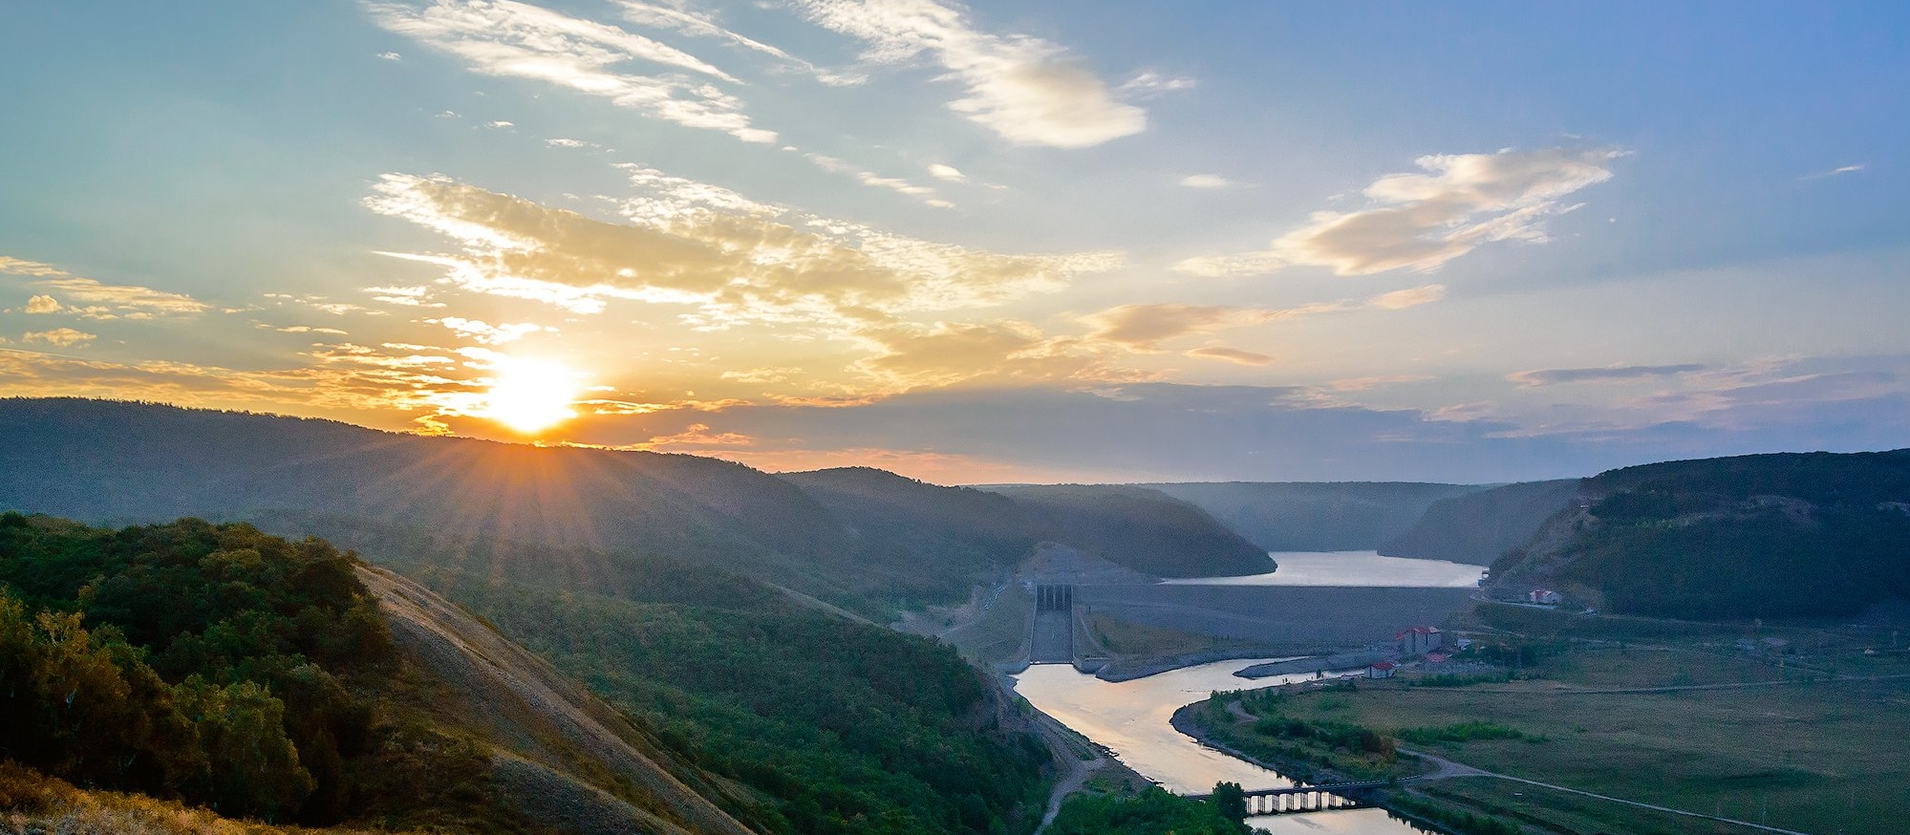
786 469 1275 579
0 399 1264 614
1378 479 1579 565
979 485 1273 577
1487 450 1910 619
0 514 1055 835
1138 481 1486 552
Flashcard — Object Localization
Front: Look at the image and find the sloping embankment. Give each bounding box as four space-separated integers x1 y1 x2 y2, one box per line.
360 566 761 835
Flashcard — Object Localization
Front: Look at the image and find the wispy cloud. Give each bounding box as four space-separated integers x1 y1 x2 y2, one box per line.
1509 363 1708 387
3 256 211 319
1185 345 1272 366
794 0 1145 148
22 328 97 348
802 152 943 202
1178 174 1239 189
1801 162 1865 181
366 0 775 142
1177 147 1623 277
1084 284 1446 352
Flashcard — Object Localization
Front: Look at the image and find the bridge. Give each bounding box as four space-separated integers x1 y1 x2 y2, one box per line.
1183 781 1387 815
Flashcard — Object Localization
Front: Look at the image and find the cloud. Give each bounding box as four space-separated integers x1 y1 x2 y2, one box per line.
4 257 210 319
1509 363 1708 387
0 257 68 277
1178 174 1237 189
1176 147 1623 277
431 316 550 344
851 320 1125 390
611 0 860 85
927 163 967 182
378 51 404 60
484 120 514 129
1117 71 1195 97
366 0 775 143
794 0 1145 148
802 153 942 202
1084 289 1436 353
275 325 350 335
1802 163 1865 181
1369 284 1445 310
21 328 96 348
365 171 1121 327
1084 304 1255 351
545 137 589 148
1186 346 1272 366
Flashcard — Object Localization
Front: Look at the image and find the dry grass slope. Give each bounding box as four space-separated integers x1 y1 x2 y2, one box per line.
359 566 763 835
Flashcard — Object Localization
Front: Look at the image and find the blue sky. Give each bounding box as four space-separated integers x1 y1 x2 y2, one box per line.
2 1 1905 483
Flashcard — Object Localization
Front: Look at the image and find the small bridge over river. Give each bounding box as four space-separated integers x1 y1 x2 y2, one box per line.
1183 781 1387 815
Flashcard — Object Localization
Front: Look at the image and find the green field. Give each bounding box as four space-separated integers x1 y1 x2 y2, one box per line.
1206 628 1910 834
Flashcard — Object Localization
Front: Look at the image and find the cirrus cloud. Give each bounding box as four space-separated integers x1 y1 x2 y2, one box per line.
1176 147 1623 277
794 0 1145 148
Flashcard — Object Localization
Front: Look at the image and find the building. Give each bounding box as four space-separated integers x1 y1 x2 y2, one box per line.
1528 589 1563 605
1396 625 1443 655
1368 661 1398 679
1424 651 1451 665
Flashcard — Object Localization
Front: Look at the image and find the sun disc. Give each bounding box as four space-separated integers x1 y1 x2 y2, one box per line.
483 358 581 434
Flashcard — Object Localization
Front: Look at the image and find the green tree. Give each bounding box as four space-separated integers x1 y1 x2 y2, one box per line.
1210 781 1248 831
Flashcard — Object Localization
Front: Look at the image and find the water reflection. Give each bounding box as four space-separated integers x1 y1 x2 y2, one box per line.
1164 551 1484 588
1013 658 1438 835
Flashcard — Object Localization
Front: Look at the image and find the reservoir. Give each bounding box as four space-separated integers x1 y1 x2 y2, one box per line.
1014 659 1436 834
1014 551 1458 833
1164 550 1484 588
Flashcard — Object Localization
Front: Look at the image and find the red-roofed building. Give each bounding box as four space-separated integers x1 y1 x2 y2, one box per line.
1368 661 1398 679
1395 625 1443 655
1424 651 1451 664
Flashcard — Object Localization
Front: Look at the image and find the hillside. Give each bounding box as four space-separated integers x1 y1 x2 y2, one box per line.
779 467 1037 589
0 514 1056 835
981 485 1273 577
1377 479 1579 565
1139 481 1484 552
0 400 1271 614
0 514 755 834
1486 450 1910 618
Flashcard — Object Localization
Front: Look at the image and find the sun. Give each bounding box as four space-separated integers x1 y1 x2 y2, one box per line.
481 357 583 435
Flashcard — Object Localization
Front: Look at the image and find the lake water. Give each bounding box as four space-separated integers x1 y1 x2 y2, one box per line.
1013 550 1466 833
1014 659 1436 834
1164 550 1484 588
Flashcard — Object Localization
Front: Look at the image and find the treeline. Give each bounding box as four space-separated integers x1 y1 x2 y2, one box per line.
0 514 393 823
1047 787 1242 835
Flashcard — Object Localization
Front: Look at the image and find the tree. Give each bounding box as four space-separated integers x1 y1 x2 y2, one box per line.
1210 781 1248 831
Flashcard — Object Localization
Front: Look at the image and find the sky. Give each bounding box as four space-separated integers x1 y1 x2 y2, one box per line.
2 1 1906 484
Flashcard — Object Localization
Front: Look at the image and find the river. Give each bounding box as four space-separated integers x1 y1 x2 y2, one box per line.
1012 550 1456 833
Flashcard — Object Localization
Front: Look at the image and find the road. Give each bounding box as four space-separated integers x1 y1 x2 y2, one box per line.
1398 747 1817 835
